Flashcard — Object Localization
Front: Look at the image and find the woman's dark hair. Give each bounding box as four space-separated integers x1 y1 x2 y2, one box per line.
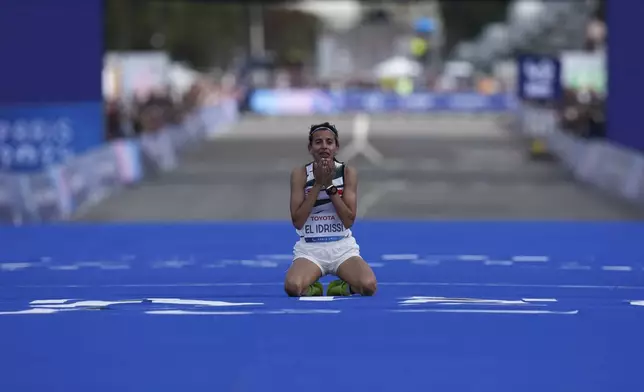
308 122 339 147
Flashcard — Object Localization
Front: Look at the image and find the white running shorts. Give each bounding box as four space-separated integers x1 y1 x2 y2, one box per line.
293 236 361 276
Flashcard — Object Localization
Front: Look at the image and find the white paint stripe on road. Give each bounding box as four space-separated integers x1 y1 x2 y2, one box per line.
342 113 384 165
13 282 644 290
358 181 408 218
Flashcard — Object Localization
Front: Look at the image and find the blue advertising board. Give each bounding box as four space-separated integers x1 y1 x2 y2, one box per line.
607 1 644 152
517 54 562 101
0 102 104 172
0 0 104 172
249 89 516 115
0 0 103 104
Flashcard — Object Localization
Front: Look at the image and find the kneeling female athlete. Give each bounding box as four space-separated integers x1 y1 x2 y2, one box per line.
285 122 378 297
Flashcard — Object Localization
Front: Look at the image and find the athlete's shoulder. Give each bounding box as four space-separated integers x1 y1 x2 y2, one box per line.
342 163 357 174
292 161 313 172
290 165 307 182
343 164 358 182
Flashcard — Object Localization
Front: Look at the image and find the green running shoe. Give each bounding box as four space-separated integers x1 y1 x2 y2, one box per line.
303 281 324 296
326 279 351 296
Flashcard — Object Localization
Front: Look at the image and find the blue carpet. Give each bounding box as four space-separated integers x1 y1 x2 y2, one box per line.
1 221 643 391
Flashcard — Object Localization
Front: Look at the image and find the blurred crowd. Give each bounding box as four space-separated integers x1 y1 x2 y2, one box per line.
104 7 606 142
307 73 509 94
557 16 606 139
105 78 239 141
558 87 605 139
236 56 510 97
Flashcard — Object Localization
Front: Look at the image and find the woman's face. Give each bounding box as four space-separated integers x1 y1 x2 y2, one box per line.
308 129 338 161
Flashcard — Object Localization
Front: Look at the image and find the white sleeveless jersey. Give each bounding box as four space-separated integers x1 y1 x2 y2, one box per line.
296 160 352 243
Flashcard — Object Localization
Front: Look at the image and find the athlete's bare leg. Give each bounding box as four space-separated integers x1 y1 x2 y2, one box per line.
284 258 323 297
336 256 377 296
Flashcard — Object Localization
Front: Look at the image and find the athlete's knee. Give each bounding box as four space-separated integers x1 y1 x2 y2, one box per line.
284 278 306 297
357 276 377 296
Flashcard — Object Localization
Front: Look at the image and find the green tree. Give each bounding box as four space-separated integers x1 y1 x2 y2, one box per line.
438 0 511 53
263 7 319 65
105 0 246 69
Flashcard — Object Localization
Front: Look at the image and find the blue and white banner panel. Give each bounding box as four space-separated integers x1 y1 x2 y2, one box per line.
250 89 516 115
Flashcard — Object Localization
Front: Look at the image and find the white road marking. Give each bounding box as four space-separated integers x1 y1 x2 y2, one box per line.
560 263 592 270
146 298 263 307
30 299 72 304
512 256 549 262
298 297 346 302
381 254 418 261
33 300 142 308
0 263 36 271
399 296 528 306
49 265 80 271
341 113 384 165
0 308 62 315
522 298 558 302
256 254 293 260
601 266 633 272
265 309 341 314
145 309 342 316
457 255 488 261
411 259 441 266
12 282 644 290
390 309 579 315
146 310 254 316
484 260 514 266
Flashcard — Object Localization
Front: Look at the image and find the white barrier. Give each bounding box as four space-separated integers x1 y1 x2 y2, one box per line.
515 104 644 208
0 100 239 224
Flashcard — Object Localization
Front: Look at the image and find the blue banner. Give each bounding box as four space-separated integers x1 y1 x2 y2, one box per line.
249 89 516 115
517 54 562 101
0 0 104 173
607 0 644 151
0 102 104 172
0 0 103 104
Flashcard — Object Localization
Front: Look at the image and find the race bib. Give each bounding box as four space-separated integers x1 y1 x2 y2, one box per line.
303 211 347 242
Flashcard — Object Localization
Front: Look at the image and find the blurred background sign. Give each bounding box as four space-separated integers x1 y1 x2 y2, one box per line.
0 0 104 172
560 51 606 95
517 54 562 101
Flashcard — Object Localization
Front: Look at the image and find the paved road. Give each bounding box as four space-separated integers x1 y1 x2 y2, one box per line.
77 113 644 221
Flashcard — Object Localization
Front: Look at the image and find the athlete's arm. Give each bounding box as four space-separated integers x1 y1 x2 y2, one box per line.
329 165 357 229
290 167 323 230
